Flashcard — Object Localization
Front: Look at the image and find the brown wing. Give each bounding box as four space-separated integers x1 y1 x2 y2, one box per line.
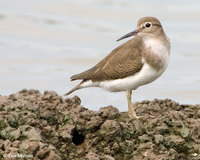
71 36 144 81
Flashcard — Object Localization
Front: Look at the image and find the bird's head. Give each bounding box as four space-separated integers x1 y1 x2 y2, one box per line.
117 17 165 41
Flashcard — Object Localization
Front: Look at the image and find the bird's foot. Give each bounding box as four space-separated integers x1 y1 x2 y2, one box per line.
128 105 140 119
126 90 140 119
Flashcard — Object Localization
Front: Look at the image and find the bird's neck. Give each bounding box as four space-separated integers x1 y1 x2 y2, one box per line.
142 36 170 71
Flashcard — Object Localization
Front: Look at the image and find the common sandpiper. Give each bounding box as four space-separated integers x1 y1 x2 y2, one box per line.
65 17 171 119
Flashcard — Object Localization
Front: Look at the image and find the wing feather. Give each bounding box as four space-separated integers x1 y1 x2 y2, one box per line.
71 36 144 81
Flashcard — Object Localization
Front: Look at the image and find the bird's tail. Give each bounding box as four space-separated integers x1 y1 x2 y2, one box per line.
64 81 83 96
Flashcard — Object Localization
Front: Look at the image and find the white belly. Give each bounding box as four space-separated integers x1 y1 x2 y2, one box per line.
80 61 167 92
99 62 166 92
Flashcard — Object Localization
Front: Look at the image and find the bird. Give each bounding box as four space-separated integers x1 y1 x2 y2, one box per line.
65 17 171 118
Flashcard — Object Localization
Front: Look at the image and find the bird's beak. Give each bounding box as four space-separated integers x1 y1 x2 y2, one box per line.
117 29 138 41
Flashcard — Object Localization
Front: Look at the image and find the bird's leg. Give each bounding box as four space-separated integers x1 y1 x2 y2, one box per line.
126 90 139 119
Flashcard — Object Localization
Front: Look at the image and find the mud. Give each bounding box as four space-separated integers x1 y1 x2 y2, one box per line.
0 89 199 160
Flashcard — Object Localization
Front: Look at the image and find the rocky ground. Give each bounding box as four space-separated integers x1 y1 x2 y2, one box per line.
0 89 199 160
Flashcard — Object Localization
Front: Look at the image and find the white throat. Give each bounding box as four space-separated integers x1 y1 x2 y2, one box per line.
144 36 170 54
144 37 170 70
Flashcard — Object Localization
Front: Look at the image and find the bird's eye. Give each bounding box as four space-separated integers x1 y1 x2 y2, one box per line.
145 22 151 28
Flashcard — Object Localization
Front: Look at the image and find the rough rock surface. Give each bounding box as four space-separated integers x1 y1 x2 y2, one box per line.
0 89 199 160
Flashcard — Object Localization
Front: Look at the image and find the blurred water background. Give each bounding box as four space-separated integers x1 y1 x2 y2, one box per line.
0 0 200 111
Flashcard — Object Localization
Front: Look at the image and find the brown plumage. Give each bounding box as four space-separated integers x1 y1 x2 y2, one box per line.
65 36 144 96
71 36 143 82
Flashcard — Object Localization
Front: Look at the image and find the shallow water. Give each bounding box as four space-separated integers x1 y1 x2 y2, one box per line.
0 0 200 111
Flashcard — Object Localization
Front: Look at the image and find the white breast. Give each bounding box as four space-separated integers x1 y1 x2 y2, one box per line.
98 61 163 92
144 37 170 70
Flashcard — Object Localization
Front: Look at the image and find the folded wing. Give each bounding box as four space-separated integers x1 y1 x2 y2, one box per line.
71 36 144 82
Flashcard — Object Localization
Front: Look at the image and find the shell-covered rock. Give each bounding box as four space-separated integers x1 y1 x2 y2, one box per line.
0 89 199 159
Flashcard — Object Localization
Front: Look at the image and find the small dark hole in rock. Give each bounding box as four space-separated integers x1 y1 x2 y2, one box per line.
2 145 5 151
72 129 85 145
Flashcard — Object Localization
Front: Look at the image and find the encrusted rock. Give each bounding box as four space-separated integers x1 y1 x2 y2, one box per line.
0 89 199 160
154 134 164 144
85 152 100 160
44 150 62 160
